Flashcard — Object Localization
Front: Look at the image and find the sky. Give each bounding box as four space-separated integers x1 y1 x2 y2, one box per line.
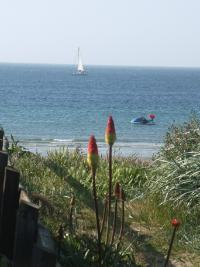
0 0 200 67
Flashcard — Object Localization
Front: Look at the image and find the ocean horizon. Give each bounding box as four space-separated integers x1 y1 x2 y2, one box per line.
0 63 200 158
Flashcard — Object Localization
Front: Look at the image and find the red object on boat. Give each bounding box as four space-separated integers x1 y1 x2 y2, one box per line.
149 114 156 119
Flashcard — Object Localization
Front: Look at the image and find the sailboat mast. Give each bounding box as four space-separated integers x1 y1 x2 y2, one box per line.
78 47 80 65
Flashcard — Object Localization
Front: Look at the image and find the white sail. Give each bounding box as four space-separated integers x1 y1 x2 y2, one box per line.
77 55 84 72
73 47 87 75
77 47 85 73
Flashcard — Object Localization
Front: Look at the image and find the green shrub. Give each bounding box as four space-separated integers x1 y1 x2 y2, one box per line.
148 115 200 208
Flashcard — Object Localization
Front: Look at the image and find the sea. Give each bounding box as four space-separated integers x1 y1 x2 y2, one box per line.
0 63 200 158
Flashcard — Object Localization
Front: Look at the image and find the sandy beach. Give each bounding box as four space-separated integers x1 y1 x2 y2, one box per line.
19 139 162 159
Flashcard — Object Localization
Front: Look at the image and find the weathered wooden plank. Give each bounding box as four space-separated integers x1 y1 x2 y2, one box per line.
0 128 4 151
0 152 8 212
32 224 57 267
0 167 20 259
19 187 31 203
13 200 39 267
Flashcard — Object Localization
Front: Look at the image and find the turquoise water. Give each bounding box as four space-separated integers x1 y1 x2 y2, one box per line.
0 63 200 157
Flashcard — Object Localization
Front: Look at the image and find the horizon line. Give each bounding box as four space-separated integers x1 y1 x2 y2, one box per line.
0 61 200 69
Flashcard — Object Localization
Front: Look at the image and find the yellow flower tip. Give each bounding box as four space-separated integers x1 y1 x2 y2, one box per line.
105 116 116 145
87 135 99 171
87 153 99 170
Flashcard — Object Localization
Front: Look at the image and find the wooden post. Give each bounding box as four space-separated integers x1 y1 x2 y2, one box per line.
13 200 39 267
32 224 57 267
0 128 4 151
0 167 20 259
0 152 8 212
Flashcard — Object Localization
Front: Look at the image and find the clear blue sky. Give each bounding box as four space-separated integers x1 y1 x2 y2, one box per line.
0 0 200 67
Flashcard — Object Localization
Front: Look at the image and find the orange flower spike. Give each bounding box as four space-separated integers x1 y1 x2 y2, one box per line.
171 218 181 228
87 135 99 172
105 116 116 146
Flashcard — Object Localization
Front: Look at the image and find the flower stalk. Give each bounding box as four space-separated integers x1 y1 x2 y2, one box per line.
119 188 125 241
100 194 108 236
92 169 102 267
164 219 181 267
105 116 116 244
87 135 101 267
111 182 120 245
69 196 75 233
57 224 64 260
106 144 113 243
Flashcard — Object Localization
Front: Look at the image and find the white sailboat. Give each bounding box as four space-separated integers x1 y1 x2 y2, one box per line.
73 47 87 75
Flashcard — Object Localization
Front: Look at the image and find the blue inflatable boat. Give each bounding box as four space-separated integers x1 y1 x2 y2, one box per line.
131 114 156 125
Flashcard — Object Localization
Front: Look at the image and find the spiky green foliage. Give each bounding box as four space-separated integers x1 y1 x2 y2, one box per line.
11 147 147 266
12 147 148 232
158 115 200 159
148 115 200 208
59 235 138 267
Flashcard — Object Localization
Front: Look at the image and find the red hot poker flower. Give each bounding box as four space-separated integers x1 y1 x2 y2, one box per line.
171 218 181 228
105 116 116 146
87 135 99 172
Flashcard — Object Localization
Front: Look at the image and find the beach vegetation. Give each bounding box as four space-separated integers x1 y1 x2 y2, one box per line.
7 115 200 266
147 114 200 209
